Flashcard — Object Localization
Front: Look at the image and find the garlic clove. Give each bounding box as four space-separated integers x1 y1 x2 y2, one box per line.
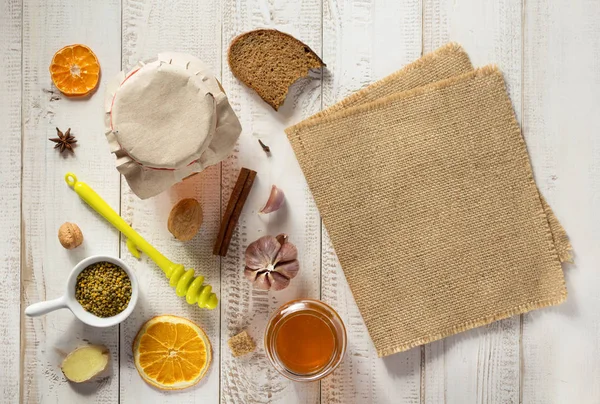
259 185 285 214
244 267 259 282
268 271 290 291
276 234 288 245
274 241 298 264
245 243 268 269
254 272 272 290
274 260 299 280
258 235 282 261
245 236 281 269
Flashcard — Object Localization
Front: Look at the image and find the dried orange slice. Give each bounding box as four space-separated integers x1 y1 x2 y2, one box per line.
49 44 100 96
133 315 211 390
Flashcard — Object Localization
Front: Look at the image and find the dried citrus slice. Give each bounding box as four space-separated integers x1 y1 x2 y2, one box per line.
133 315 211 390
49 44 100 96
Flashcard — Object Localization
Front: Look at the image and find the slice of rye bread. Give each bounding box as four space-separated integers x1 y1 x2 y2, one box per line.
228 29 325 110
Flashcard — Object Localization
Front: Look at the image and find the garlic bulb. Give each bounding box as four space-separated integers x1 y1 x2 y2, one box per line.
259 185 285 214
244 234 299 291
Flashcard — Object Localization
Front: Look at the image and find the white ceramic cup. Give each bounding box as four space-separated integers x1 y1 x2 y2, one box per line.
25 255 138 327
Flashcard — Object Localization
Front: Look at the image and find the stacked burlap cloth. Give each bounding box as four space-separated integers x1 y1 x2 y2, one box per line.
286 43 571 357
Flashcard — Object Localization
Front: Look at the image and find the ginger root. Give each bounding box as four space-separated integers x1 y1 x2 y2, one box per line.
61 345 109 383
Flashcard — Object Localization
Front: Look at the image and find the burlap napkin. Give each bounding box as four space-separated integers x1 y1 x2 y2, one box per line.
286 65 567 357
309 43 572 263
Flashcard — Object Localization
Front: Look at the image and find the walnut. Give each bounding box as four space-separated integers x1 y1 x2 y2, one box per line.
58 222 83 249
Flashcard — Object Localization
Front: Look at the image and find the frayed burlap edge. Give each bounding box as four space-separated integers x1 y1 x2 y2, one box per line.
541 196 573 263
376 292 567 357
287 66 503 134
305 42 471 123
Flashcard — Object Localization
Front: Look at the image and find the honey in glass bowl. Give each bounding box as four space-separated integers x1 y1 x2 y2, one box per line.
265 299 346 382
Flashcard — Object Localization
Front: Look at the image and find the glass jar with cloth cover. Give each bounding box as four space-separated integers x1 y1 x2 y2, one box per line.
105 52 241 199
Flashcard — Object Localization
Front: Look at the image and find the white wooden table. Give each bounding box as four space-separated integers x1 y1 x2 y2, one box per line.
2 0 599 402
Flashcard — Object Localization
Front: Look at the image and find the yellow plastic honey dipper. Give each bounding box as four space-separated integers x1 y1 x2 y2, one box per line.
65 173 218 309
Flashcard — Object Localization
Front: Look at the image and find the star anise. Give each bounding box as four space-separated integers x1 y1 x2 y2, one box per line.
49 127 77 153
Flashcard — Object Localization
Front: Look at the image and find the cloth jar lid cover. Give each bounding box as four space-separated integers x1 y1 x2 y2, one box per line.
110 62 216 169
105 52 242 199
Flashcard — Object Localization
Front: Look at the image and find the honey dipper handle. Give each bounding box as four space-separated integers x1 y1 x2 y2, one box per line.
65 173 218 310
64 173 173 272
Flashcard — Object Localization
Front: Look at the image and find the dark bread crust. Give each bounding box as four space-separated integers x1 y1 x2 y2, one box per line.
228 29 325 110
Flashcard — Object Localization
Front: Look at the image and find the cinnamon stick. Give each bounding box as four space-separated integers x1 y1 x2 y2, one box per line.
219 169 256 256
213 168 257 256
213 168 250 255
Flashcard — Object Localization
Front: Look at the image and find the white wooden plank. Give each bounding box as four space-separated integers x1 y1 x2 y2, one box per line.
320 0 423 403
119 0 222 402
220 0 322 402
0 0 22 399
522 1 600 403
21 0 121 402
422 1 522 403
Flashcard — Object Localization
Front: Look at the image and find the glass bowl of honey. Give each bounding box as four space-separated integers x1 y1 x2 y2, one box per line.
264 299 347 382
